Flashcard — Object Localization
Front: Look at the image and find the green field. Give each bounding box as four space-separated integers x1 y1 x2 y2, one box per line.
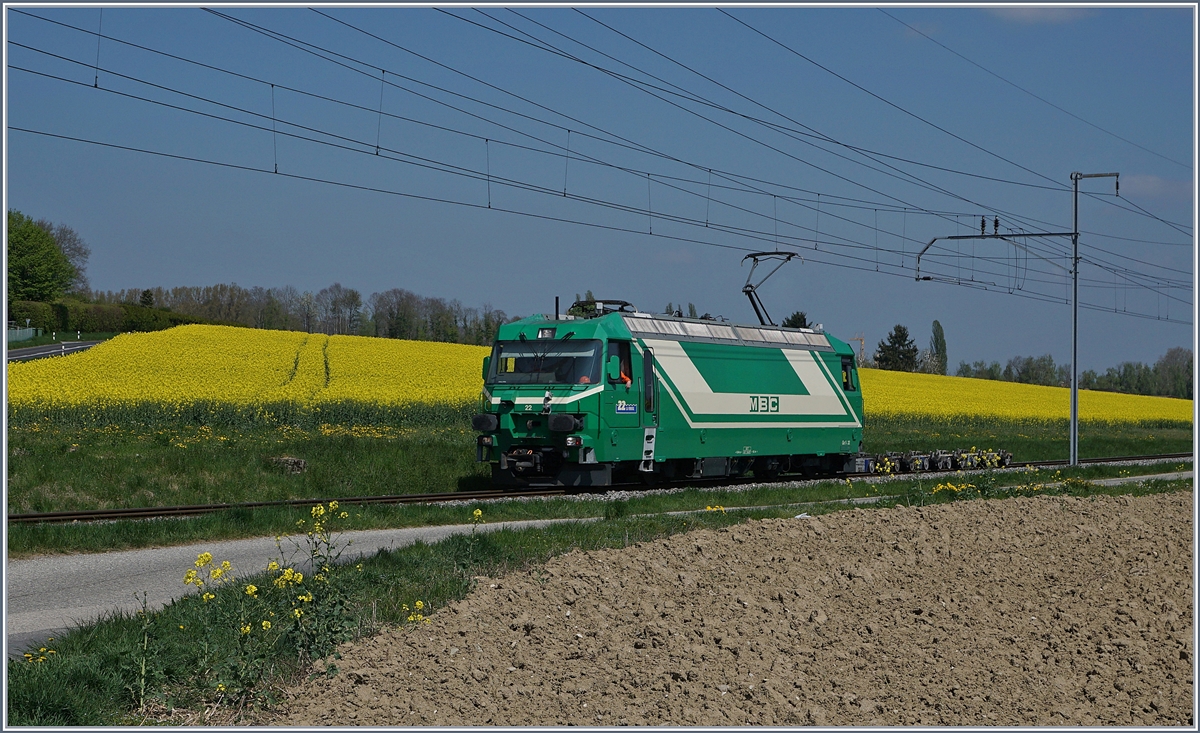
863 413 1192 461
5 411 1192 559
6 423 488 515
8 415 1189 514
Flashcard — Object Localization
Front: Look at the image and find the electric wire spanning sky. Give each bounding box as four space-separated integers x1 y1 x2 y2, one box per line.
5 5 1194 370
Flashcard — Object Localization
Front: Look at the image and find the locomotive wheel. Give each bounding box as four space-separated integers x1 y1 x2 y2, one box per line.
640 471 663 487
755 468 781 481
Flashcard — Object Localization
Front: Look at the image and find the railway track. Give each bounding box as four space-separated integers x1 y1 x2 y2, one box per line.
7 452 1192 525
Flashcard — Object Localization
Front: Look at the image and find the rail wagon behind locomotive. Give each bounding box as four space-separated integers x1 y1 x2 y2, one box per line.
472 300 864 487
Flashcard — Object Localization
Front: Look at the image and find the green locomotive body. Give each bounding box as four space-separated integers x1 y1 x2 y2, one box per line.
472 304 864 487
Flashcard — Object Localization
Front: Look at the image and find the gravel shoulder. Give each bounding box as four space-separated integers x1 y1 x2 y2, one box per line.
268 491 1194 727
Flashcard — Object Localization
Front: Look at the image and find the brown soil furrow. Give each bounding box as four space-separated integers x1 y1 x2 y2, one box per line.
269 492 1193 726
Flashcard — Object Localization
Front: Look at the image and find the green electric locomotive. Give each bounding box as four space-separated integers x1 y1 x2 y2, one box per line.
472 300 864 487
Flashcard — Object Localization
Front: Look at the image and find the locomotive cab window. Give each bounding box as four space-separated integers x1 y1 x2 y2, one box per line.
488 339 603 385
841 356 857 391
608 341 632 386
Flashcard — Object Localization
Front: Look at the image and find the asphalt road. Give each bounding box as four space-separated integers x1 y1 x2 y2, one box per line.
5 517 587 658
5 469 1191 658
6 341 100 362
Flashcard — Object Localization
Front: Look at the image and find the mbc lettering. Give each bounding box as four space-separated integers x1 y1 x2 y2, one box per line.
749 395 780 413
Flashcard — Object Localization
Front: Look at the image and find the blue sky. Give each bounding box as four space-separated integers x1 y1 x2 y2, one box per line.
5 4 1194 371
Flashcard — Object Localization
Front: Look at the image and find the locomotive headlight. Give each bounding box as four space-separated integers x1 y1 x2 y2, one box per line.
477 435 494 447
565 436 582 447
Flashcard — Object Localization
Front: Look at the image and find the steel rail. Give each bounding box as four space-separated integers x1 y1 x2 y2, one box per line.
7 452 1191 525
6 488 568 525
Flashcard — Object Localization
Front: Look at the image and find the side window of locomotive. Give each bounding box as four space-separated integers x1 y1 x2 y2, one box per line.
608 341 632 384
841 356 856 391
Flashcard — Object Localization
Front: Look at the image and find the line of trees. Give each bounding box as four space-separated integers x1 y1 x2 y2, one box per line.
955 349 1191 400
85 282 512 346
1078 348 1192 400
956 354 1070 386
870 316 1191 399
10 211 1191 396
9 210 512 345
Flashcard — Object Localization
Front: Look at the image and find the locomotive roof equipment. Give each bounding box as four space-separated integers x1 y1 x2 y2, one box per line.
741 251 800 326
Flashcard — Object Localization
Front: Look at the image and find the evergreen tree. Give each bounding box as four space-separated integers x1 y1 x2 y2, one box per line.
874 324 918 371
781 311 810 329
929 320 947 375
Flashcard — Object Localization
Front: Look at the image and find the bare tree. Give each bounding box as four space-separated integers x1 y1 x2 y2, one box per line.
299 291 317 333
34 218 91 293
273 285 301 331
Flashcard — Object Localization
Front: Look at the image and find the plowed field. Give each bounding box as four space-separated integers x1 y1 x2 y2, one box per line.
270 492 1193 726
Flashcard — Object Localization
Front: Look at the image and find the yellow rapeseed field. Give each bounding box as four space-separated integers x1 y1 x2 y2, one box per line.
7 325 488 424
860 368 1192 424
320 335 486 407
7 326 307 412
8 325 1190 427
259 333 328 405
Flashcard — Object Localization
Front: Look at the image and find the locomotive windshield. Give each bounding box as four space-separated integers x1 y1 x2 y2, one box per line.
488 339 603 385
